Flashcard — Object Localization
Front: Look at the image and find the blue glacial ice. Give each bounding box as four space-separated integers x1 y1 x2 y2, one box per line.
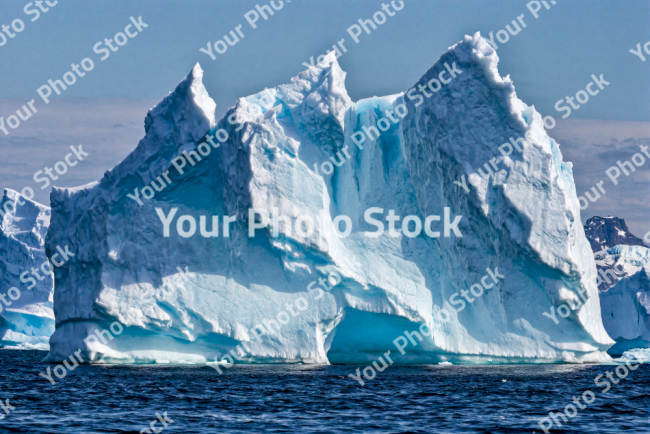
44 33 614 364
597 245 650 355
0 189 54 350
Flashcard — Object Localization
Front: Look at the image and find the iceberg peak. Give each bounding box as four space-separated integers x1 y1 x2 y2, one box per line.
62 64 219 206
146 62 216 134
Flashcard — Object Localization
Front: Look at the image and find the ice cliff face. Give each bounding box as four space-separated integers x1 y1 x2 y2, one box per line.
597 246 650 355
584 218 650 354
0 189 54 349
593 241 647 292
45 33 614 364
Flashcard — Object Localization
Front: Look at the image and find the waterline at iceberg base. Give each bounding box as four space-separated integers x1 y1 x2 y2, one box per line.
44 33 614 365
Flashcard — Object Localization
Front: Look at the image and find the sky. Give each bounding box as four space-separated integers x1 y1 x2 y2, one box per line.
0 0 649 234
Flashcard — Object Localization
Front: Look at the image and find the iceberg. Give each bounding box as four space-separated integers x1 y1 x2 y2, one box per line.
597 245 650 354
593 242 648 291
617 347 650 363
44 33 614 364
0 189 54 350
583 218 650 355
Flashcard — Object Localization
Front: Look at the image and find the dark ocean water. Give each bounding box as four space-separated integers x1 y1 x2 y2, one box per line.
0 350 648 433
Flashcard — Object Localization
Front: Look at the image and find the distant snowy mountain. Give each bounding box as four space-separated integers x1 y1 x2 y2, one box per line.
584 216 646 253
583 216 646 291
44 33 613 365
0 189 54 349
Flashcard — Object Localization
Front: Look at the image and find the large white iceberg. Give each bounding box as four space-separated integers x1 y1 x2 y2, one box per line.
44 33 614 364
0 189 54 350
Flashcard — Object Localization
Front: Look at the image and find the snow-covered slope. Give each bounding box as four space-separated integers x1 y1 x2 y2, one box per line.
45 33 614 364
597 245 650 354
594 243 648 291
0 189 54 349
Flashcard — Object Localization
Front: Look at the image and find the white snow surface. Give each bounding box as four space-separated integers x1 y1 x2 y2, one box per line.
598 245 650 353
45 34 613 364
0 189 54 350
595 245 650 289
617 348 650 363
